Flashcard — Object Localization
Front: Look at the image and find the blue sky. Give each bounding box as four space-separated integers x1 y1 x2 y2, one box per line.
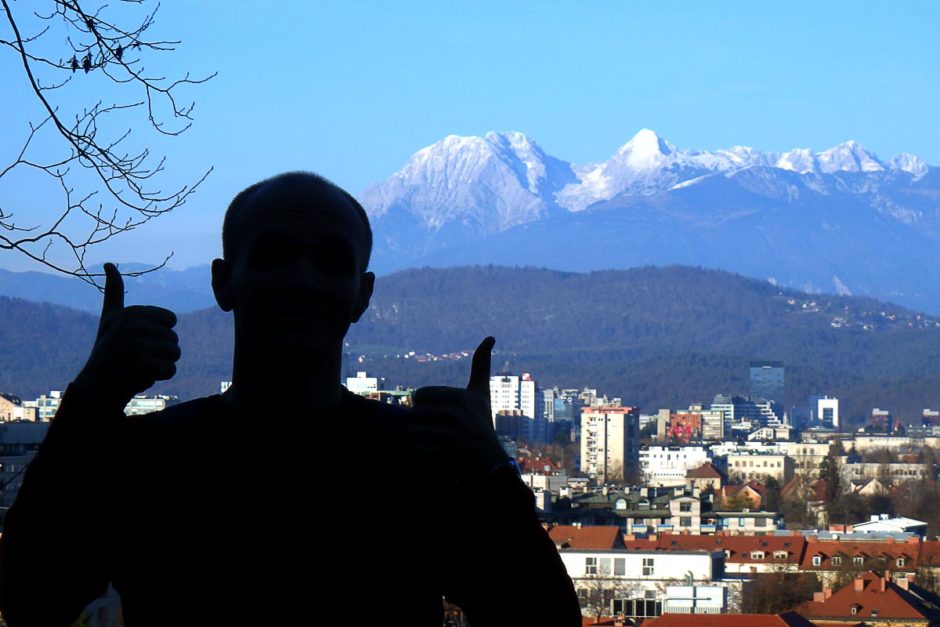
1 0 938 271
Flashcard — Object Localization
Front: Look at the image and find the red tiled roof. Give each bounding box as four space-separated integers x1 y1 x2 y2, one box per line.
686 462 722 479
517 455 562 474
644 612 814 626
549 525 623 550
801 537 922 570
798 572 940 621
622 533 804 564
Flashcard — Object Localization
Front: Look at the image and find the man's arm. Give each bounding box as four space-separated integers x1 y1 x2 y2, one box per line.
0 264 180 626
411 337 581 625
0 385 123 626
442 467 582 624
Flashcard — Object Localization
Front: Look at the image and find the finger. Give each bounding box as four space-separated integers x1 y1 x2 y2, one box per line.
101 262 125 319
122 320 178 343
125 305 178 327
131 338 181 362
466 336 495 396
139 356 177 382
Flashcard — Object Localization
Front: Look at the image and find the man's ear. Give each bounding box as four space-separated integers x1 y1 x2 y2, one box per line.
211 258 235 312
351 271 375 323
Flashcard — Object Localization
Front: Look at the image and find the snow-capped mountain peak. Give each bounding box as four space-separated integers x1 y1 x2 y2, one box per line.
890 152 929 178
816 140 885 173
615 128 675 167
359 131 576 232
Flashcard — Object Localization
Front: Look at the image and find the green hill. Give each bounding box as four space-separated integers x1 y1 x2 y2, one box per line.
3 266 940 425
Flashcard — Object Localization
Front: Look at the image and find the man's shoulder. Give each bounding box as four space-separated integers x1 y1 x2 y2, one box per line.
122 395 221 440
340 389 411 429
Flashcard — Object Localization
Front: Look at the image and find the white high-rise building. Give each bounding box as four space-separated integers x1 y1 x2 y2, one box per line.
817 396 840 428
490 373 539 423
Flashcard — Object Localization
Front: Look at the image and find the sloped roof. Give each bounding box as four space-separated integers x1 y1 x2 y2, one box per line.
801 537 922 570
686 462 722 479
798 572 940 621
622 533 804 564
644 612 815 626
549 525 623 550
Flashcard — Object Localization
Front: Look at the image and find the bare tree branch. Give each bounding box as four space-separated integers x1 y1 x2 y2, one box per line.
0 0 214 288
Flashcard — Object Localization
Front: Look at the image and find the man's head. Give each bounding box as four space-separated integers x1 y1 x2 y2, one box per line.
212 172 375 357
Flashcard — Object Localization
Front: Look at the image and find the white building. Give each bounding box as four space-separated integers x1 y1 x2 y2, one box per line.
22 390 64 421
345 371 379 396
490 373 539 423
581 406 640 483
558 549 731 619
850 514 927 537
124 395 178 416
817 396 840 428
640 446 710 486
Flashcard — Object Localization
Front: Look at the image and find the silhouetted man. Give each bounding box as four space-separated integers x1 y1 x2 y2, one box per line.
0 172 581 626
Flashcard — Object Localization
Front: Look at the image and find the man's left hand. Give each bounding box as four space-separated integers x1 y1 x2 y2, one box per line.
410 336 509 487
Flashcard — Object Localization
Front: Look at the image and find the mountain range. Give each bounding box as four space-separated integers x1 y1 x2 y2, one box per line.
361 130 940 314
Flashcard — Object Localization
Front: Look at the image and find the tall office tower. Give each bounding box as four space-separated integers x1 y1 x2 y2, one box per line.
750 360 785 403
816 396 840 429
580 406 640 484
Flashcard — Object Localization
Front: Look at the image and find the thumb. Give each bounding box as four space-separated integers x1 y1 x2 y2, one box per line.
466 336 495 397
100 262 125 319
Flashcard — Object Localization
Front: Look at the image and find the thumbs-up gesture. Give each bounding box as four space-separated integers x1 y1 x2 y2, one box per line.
410 337 509 487
73 263 181 409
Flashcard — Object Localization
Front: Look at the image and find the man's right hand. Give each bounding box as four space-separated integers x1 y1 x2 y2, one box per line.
73 263 181 408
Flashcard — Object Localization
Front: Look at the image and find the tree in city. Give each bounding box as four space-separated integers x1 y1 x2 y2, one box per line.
742 569 819 614
0 0 212 285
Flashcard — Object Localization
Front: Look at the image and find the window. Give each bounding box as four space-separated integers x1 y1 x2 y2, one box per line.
680 517 692 527
812 555 822 566
750 551 765 559
897 557 906 567
832 556 842 566
853 556 864 566
755 517 767 527
599 557 612 575
614 557 626 576
680 502 692 512
738 517 747 527
642 558 655 576
585 557 597 575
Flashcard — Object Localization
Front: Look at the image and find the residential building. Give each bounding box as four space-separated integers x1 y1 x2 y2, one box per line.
623 533 805 576
0 393 22 421
840 462 932 487
581 406 639 483
557 547 730 620
490 373 539 423
784 441 832 479
685 463 724 491
345 371 378 396
640 445 710 487
645 613 814 627
22 390 63 421
797 571 940 626
800 535 923 586
720 450 794 483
